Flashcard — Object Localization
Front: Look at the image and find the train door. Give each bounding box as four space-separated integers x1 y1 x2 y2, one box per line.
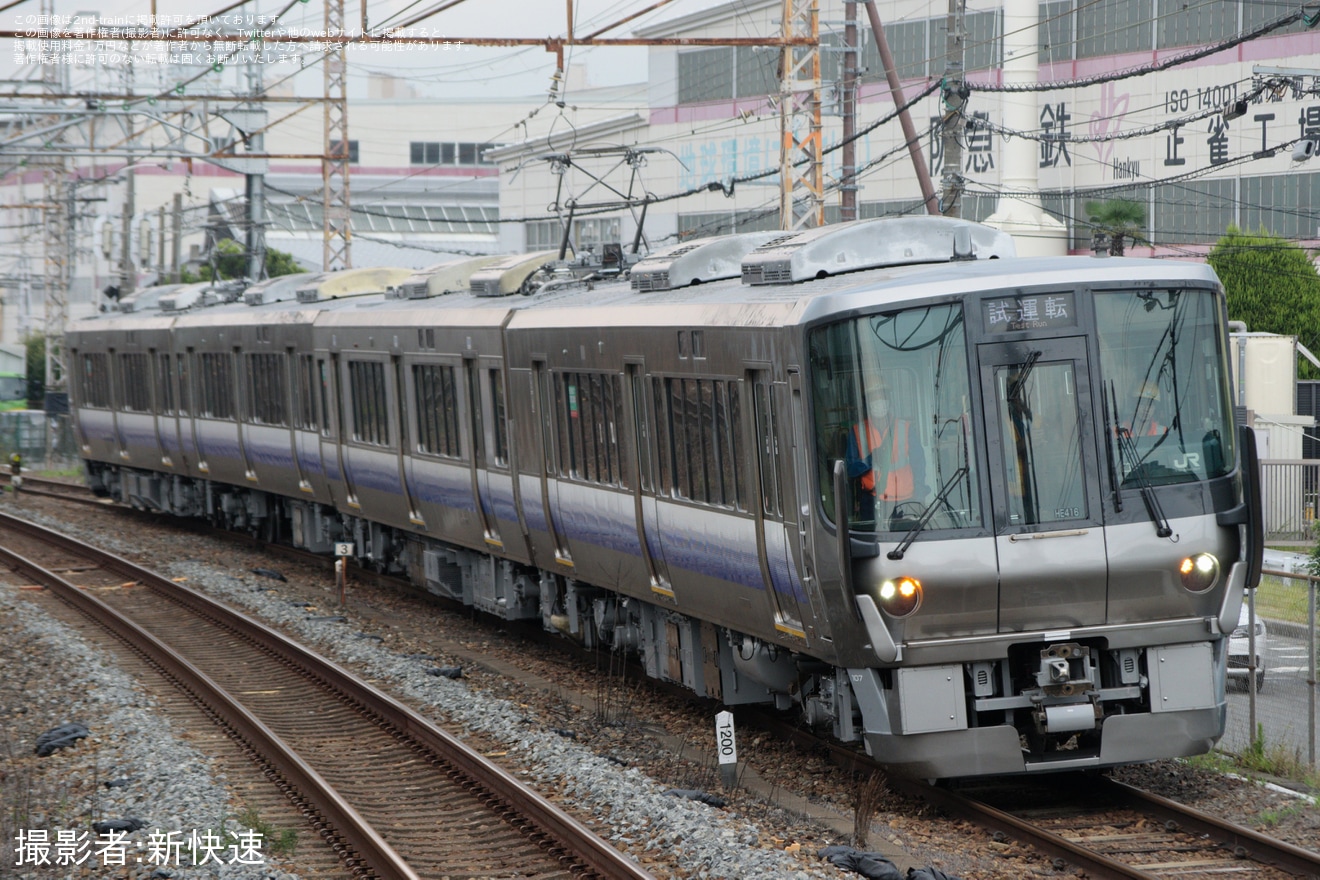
533 361 571 565
976 337 1109 631
393 356 425 525
749 369 809 638
626 362 670 594
234 347 256 481
285 350 305 490
183 349 202 471
486 362 526 557
290 352 314 493
108 349 127 456
464 357 500 547
326 354 359 507
150 349 173 468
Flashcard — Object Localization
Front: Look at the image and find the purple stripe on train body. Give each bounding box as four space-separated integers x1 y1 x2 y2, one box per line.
296 450 325 477
78 409 115 443
118 425 158 452
321 456 342 483
555 482 643 559
240 434 295 470
195 425 242 465
654 506 763 591
763 527 808 604
487 480 519 523
343 453 404 494
518 475 548 534
644 526 663 565
410 461 478 512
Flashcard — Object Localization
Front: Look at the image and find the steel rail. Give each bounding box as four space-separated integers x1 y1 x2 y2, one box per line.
0 514 423 880
0 511 655 880
1099 777 1320 877
750 710 1319 880
889 777 1163 880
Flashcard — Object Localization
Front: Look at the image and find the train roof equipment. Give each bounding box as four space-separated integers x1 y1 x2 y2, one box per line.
468 250 560 297
159 280 246 312
385 255 507 300
116 284 186 313
295 267 415 303
740 216 1016 285
244 272 319 305
630 231 780 292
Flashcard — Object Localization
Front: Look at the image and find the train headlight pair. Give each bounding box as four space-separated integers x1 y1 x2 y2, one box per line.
877 576 922 618
1178 553 1220 593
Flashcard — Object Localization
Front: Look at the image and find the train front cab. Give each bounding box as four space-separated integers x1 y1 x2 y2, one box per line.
809 265 1261 778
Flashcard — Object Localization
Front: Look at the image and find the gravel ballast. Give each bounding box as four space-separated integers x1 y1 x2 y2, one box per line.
1 590 302 880
2 506 850 880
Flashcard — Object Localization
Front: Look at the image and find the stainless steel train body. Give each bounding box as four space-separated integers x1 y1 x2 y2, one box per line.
67 217 1262 779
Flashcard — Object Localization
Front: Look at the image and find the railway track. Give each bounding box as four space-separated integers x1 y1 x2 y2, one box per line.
0 471 104 504
753 713 1319 879
923 774 1320 879
0 510 655 880
14 481 1319 878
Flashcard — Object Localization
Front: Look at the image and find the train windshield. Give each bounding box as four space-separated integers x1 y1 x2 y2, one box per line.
1094 288 1234 486
810 302 980 534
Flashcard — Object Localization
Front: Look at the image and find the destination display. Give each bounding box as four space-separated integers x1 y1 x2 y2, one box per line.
982 292 1077 333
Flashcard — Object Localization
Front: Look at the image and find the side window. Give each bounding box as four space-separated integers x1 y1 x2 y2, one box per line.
553 371 625 486
318 359 332 437
177 352 190 416
295 354 319 430
630 368 652 492
117 353 151 412
652 376 672 492
197 352 234 419
413 363 462 457
347 360 390 446
156 353 175 414
556 373 576 477
753 377 779 516
80 353 110 408
245 352 288 426
489 367 508 467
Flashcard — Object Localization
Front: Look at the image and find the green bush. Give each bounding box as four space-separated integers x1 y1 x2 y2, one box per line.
1208 227 1320 380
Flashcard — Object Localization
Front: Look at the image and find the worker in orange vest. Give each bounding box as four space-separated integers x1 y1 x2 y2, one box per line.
1123 380 1171 438
845 379 926 526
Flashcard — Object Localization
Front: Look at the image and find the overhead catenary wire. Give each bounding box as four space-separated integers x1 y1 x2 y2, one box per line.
971 7 1312 93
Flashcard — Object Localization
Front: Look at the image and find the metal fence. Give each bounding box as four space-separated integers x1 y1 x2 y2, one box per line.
1261 460 1320 546
0 411 78 472
1220 563 1318 772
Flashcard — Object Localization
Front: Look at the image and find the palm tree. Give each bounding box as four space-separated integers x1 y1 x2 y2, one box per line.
1085 199 1147 256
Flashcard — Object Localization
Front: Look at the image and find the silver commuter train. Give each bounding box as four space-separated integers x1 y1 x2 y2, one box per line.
66 216 1263 779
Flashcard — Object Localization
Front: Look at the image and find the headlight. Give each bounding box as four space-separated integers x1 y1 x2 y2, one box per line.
1178 553 1220 593
877 576 922 617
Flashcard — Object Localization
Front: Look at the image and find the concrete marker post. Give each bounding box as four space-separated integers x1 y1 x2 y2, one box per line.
715 710 738 790
334 542 352 607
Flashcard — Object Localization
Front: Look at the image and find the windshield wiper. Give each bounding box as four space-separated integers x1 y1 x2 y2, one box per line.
1115 425 1173 538
887 466 968 560
1008 350 1041 403
1103 381 1123 513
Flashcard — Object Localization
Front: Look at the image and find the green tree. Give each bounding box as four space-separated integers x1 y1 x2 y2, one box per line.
265 247 303 277
1207 226 1320 380
1085 198 1147 256
189 238 305 282
23 332 43 404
